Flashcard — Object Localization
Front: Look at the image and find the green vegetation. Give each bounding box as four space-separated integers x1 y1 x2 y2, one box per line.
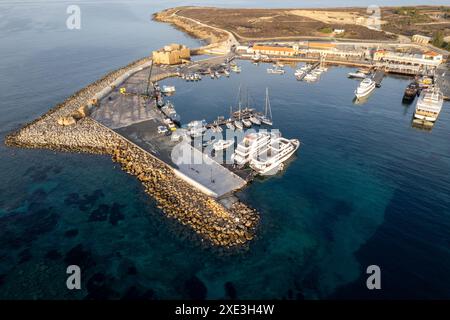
432 31 450 51
392 7 431 23
319 27 333 34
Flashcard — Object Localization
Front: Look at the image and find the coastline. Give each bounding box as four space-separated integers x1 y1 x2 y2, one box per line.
4 56 259 248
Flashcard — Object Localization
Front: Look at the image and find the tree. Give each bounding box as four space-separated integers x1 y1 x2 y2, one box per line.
432 31 445 48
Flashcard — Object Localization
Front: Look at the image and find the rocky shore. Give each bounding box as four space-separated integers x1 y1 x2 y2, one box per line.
4 56 259 248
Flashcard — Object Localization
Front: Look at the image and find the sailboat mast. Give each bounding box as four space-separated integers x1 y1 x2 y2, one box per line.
267 89 272 120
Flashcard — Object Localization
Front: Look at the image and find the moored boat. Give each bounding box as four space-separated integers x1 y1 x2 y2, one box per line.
213 139 234 151
250 137 300 175
355 78 376 99
403 82 419 101
413 86 443 122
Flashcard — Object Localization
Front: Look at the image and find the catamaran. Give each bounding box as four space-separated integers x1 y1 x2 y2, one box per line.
413 86 444 122
259 88 273 126
250 137 300 175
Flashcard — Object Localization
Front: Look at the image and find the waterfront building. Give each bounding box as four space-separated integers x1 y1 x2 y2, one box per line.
251 45 295 57
152 43 190 65
373 49 443 68
412 34 431 45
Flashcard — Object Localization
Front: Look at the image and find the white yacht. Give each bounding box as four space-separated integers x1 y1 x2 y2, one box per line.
242 118 252 128
234 120 244 130
249 116 261 125
304 73 318 82
413 87 444 122
348 72 366 79
226 121 235 131
231 65 241 73
231 132 276 166
267 67 285 74
355 78 376 99
187 120 207 138
250 137 300 175
161 85 176 94
213 139 234 151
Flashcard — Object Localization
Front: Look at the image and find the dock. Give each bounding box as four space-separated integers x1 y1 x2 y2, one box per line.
435 64 450 101
373 68 385 87
295 61 320 81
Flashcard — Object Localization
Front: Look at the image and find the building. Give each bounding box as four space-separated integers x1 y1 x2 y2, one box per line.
152 44 190 65
251 45 295 57
412 34 431 45
334 29 345 34
373 49 443 67
301 42 364 59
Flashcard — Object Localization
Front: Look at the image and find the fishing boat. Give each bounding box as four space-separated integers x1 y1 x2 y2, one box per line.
259 88 273 126
213 139 234 151
250 137 300 175
348 72 367 79
403 82 419 102
418 76 433 88
161 101 180 123
355 78 376 99
224 69 230 77
413 86 444 122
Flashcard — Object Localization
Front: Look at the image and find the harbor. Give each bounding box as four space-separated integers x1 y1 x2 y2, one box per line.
4 32 449 247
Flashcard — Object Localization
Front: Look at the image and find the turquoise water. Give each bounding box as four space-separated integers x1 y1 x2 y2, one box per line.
1 1 450 299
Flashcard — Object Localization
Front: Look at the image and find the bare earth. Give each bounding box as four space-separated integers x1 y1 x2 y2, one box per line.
154 6 450 43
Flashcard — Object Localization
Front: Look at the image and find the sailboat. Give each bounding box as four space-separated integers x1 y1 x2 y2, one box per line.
233 86 244 130
226 105 235 130
234 100 244 130
259 88 273 126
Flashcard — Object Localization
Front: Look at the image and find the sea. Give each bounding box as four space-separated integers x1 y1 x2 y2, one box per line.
0 0 449 299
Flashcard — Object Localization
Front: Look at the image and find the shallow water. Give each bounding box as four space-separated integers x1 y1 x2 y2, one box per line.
1 0 450 299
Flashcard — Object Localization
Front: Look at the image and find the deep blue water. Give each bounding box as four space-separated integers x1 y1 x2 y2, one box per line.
1 1 449 299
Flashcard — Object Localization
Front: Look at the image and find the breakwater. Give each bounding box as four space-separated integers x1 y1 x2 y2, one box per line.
4 56 259 248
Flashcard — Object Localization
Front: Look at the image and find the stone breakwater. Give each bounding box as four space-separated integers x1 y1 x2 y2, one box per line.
4 57 259 248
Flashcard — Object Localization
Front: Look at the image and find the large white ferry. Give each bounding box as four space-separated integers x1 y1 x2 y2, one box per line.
413 86 444 122
231 132 277 166
250 137 300 175
354 78 376 99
